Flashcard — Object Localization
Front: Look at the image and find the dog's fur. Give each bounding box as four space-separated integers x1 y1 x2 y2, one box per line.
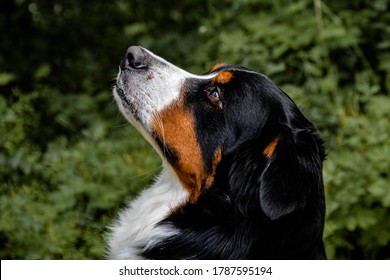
108 46 326 259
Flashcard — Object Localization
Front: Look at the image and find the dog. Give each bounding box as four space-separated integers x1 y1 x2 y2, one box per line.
108 46 326 259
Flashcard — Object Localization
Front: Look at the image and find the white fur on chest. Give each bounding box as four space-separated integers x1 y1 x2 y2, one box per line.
107 164 188 259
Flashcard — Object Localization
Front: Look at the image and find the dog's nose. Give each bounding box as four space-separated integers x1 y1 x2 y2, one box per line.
121 46 148 70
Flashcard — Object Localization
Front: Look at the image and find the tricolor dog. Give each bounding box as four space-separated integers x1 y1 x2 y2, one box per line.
108 46 326 259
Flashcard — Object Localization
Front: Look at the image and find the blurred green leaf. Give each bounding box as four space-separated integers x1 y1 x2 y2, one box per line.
0 73 16 86
1 0 390 260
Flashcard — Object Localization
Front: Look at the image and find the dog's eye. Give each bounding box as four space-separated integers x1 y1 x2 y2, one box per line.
209 90 220 101
206 87 221 100
206 87 223 109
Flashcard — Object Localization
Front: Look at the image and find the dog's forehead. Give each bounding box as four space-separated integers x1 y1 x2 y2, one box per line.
204 64 263 86
143 48 258 88
141 47 260 83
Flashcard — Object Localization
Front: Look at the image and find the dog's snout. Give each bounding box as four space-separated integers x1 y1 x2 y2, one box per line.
121 46 148 70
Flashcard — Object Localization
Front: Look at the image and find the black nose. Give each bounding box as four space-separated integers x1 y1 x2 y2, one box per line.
121 46 148 70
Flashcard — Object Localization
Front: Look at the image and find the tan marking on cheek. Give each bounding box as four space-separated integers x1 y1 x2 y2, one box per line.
205 148 222 188
212 71 233 84
208 63 226 73
169 147 222 214
151 101 205 203
263 137 280 159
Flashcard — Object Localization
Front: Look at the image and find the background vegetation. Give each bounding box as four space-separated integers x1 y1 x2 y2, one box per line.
1 0 389 259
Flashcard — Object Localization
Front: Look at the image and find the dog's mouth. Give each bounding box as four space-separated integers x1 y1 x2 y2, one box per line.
114 74 143 125
114 86 128 106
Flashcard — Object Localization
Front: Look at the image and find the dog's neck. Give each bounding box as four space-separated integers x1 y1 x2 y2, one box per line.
107 163 188 259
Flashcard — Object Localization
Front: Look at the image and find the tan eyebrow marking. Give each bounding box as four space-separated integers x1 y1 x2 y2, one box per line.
208 63 226 73
212 71 233 84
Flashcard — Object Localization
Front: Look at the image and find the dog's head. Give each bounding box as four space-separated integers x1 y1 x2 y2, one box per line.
114 46 325 220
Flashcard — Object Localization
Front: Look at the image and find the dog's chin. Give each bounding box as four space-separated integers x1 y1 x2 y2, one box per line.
113 85 141 123
113 86 168 162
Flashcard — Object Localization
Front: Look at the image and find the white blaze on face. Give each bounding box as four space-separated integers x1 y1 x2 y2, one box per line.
114 47 217 133
113 47 223 202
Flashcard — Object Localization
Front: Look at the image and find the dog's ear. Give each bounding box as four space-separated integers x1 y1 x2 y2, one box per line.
259 128 324 220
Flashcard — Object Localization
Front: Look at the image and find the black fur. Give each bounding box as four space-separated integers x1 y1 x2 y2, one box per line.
143 66 326 259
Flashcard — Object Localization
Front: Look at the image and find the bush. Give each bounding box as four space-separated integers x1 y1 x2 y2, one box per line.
1 0 389 259
0 90 159 259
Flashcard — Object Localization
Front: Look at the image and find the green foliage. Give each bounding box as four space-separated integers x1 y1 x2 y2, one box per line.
1 0 389 259
0 89 159 259
324 94 390 259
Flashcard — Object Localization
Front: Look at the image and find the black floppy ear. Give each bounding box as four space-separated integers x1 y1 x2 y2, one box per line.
259 128 324 220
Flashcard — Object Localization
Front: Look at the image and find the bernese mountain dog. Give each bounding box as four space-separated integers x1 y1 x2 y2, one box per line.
108 46 326 260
